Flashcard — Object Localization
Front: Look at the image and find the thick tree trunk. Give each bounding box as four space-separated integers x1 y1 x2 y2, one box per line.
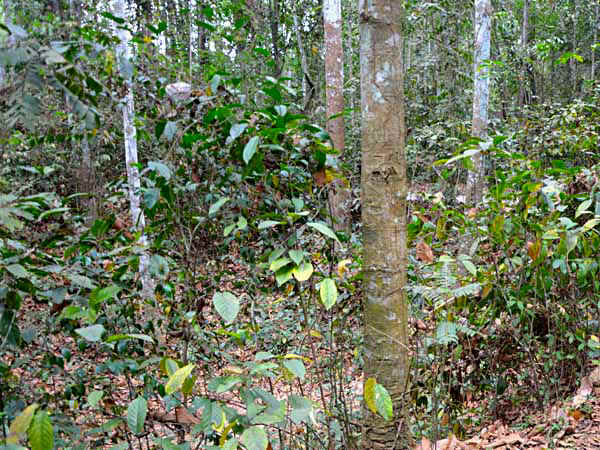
112 0 153 298
465 0 491 205
324 0 350 239
359 0 409 448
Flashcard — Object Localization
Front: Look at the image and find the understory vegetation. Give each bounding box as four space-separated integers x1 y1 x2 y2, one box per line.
1 0 600 449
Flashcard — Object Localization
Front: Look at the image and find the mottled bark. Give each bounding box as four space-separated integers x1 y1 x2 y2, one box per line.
593 2 599 80
112 0 152 298
269 0 281 76
293 9 311 109
465 0 491 205
359 0 409 448
324 0 350 238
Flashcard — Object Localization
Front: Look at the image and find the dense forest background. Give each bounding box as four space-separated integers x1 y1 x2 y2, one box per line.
1 0 600 449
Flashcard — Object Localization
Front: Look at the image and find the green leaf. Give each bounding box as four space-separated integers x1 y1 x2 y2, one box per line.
209 197 229 216
269 257 291 272
461 260 477 276
307 222 340 244
67 273 96 289
282 359 306 380
258 220 283 230
292 261 313 282
289 395 315 425
275 265 294 286
575 199 592 218
319 278 338 310
5 264 28 278
243 136 260 164
87 390 104 407
288 250 304 265
582 218 600 232
89 285 121 310
207 375 243 393
105 333 154 343
148 161 172 180
374 383 393 421
222 437 239 450
240 426 268 450
127 397 147 435
28 410 53 450
75 324 105 342
164 121 177 142
7 404 38 444
229 123 248 142
144 188 160 209
165 363 195 395
212 292 240 324
364 378 377 414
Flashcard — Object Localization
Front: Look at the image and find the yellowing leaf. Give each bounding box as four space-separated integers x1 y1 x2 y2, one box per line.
293 261 313 282
8 404 38 444
165 364 195 395
364 378 377 414
337 259 352 277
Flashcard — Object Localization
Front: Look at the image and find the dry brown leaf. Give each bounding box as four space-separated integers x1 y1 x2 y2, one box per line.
527 240 541 261
416 241 435 263
488 432 522 448
588 366 600 384
573 376 593 407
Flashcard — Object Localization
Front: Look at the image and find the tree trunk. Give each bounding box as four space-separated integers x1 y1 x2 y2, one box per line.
112 0 153 299
324 0 350 239
592 2 598 80
359 0 409 448
269 0 281 76
465 0 491 205
518 0 529 107
293 9 311 110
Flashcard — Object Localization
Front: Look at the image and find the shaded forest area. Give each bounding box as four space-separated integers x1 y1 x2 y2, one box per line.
1 0 600 449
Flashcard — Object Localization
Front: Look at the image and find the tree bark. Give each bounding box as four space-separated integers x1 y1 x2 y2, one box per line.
518 0 529 107
592 2 598 80
465 0 491 205
324 0 350 239
359 0 409 448
112 0 153 298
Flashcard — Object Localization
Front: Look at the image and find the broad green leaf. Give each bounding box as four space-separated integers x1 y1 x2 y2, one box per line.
75 324 105 342
282 359 306 380
209 197 229 216
7 404 38 444
164 121 177 142
575 199 592 218
461 260 477 276
293 261 313 282
6 264 28 278
144 188 160 209
374 383 393 421
222 437 239 450
212 292 240 324
307 222 340 244
258 220 283 230
127 397 147 435
582 218 600 232
38 208 69 221
243 136 260 164
289 395 315 425
364 378 377 414
224 223 236 236
89 285 121 310
269 257 291 272
207 376 243 393
148 161 172 180
255 351 275 361
229 123 248 142
275 265 294 286
28 410 53 450
319 278 338 310
240 426 268 450
87 390 104 407
165 363 195 395
288 249 304 265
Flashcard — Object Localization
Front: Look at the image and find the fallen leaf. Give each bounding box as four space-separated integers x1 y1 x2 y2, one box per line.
414 438 431 450
416 241 435 263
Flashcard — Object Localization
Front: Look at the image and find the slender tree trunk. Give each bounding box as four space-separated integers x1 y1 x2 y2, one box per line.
465 0 491 205
269 0 281 76
518 0 529 107
112 0 153 299
324 0 350 238
571 0 577 95
293 9 310 109
592 2 598 80
360 0 409 448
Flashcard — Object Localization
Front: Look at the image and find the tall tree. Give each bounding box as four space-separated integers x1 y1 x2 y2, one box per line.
324 0 350 238
466 0 492 205
518 0 529 107
592 1 598 81
112 0 152 297
359 0 409 448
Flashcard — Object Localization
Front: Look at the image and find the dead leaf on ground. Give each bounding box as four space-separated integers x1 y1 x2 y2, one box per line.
414 437 432 450
488 432 522 448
